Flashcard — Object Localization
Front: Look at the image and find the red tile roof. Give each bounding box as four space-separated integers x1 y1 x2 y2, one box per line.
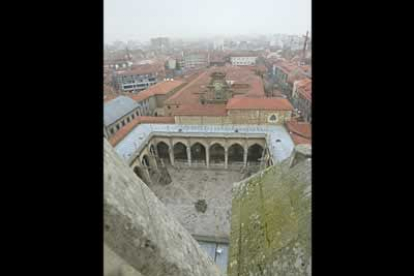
163 67 269 118
109 116 175 146
164 70 210 105
296 78 312 101
226 97 294 111
243 65 267 72
173 104 227 116
128 80 185 102
285 121 312 145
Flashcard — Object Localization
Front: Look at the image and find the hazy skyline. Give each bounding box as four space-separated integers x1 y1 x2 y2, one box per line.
104 0 311 43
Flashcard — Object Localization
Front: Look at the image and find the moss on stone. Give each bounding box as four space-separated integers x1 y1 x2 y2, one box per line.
228 156 311 276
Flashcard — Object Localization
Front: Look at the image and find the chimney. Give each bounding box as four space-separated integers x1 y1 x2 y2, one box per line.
289 144 311 168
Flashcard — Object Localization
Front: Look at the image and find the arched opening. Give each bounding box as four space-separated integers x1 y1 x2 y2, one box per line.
142 154 156 179
228 144 244 163
157 142 169 159
133 166 145 181
142 155 150 167
210 143 225 163
247 144 264 162
191 143 206 162
173 142 187 161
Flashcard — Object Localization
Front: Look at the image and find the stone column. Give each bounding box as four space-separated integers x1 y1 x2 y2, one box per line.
151 157 159 171
144 166 152 185
206 146 210 169
187 146 192 166
149 147 159 171
169 148 175 166
225 148 228 169
243 149 248 168
153 144 159 157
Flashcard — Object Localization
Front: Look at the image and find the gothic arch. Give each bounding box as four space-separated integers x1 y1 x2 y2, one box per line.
247 144 264 162
156 141 170 159
191 142 206 162
133 166 145 181
173 142 187 161
210 143 225 163
228 143 244 163
142 155 151 167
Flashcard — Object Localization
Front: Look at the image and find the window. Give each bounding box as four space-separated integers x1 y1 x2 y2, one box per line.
132 114 135 119
127 117 130 123
110 128 114 134
116 125 120 130
122 121 125 126
268 114 278 123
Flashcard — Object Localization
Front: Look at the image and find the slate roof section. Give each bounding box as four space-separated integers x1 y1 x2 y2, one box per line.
109 116 175 146
115 124 295 164
104 96 139 126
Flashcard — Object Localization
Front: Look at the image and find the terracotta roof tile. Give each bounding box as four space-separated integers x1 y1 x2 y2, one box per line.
128 80 185 102
285 121 312 145
296 78 312 101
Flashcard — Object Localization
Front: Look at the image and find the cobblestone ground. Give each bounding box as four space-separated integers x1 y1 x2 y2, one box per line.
149 166 243 240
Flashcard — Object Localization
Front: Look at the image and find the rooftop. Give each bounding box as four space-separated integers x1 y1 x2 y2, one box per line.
226 97 294 111
109 116 175 146
115 124 295 165
296 78 312 101
128 80 185 102
104 96 139 126
285 121 312 145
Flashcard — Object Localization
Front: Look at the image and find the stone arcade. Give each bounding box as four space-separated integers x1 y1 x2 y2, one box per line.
112 123 295 273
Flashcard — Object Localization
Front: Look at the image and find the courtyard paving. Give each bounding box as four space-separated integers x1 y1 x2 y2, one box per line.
149 166 243 241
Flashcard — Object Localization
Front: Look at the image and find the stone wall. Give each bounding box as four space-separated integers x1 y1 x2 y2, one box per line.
175 116 233 125
148 97 157 115
104 139 222 276
175 110 292 125
228 145 311 276
228 110 292 125
104 243 143 276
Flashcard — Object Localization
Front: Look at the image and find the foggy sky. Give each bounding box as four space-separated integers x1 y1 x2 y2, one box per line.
104 0 311 43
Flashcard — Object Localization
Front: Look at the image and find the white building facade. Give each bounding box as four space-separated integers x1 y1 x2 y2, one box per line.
230 56 257 66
